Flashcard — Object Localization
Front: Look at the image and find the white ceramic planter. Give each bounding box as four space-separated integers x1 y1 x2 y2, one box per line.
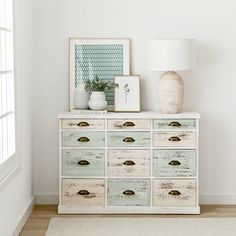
88 91 107 110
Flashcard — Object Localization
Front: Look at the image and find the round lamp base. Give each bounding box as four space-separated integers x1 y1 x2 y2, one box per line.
158 71 184 114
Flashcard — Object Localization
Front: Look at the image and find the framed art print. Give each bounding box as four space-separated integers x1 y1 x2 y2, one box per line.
70 38 130 111
114 75 140 112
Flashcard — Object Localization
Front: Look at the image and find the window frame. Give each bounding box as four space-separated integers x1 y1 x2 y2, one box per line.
0 0 20 189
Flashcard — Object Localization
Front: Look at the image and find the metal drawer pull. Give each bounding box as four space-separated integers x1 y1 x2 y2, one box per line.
123 137 135 143
168 190 181 196
123 160 136 166
168 136 181 142
123 190 135 196
168 160 181 166
78 190 90 195
168 121 181 127
77 137 90 142
78 160 90 166
123 121 135 127
77 121 89 127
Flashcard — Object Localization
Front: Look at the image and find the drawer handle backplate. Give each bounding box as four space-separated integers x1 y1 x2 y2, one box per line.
78 190 90 195
168 136 181 142
123 121 135 127
123 160 136 166
168 121 181 127
168 160 181 166
123 137 135 143
77 121 90 127
78 137 90 142
168 190 181 196
78 160 90 166
123 190 135 196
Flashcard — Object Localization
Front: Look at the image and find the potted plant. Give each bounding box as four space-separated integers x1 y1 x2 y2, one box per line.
84 75 119 110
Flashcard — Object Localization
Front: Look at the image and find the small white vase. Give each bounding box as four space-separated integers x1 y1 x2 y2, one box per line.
74 86 90 110
88 91 107 110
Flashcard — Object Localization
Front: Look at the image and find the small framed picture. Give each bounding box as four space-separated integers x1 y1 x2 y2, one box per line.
114 75 140 112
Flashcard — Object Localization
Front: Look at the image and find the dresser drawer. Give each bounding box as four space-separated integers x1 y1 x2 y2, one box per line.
153 150 196 177
153 119 196 130
107 150 150 177
108 132 150 147
153 131 196 147
62 131 105 147
108 179 150 206
153 179 196 207
62 119 105 130
61 179 105 206
108 119 150 130
62 149 105 176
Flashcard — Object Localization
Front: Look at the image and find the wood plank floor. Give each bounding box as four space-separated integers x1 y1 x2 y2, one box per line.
20 205 236 236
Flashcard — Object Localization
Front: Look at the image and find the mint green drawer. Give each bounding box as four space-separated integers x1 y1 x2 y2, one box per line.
61 131 105 147
153 119 196 130
62 149 105 176
107 132 150 147
107 179 150 206
153 150 196 177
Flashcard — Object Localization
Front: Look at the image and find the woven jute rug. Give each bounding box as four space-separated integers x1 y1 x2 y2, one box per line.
45 217 236 236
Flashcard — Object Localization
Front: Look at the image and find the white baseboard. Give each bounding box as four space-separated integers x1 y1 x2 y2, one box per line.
35 193 59 204
200 193 236 204
10 197 35 236
35 193 236 205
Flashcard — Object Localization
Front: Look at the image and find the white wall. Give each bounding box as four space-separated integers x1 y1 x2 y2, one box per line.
33 0 236 204
0 0 34 235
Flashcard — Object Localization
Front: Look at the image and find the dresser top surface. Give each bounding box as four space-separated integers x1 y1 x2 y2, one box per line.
57 111 200 119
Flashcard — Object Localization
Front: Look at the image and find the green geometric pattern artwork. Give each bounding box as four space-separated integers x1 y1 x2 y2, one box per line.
74 44 124 105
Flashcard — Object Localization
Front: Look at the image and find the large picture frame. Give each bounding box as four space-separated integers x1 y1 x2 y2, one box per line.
70 38 130 111
114 75 140 112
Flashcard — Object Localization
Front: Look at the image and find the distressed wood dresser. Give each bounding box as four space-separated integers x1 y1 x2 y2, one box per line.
58 111 200 214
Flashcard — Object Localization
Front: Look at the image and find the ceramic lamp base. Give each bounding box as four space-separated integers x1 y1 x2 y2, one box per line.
158 71 184 114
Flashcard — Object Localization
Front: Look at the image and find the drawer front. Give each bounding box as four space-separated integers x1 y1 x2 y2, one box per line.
107 150 150 177
62 119 105 130
108 119 150 130
62 149 105 176
108 132 150 147
61 179 105 206
153 150 196 177
62 131 105 147
153 179 196 207
108 179 150 206
153 131 196 147
153 119 196 130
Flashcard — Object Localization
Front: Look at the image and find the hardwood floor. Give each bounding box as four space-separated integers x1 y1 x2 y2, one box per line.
19 205 236 236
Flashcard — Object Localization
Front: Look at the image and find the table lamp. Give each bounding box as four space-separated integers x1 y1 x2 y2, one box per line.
148 39 196 114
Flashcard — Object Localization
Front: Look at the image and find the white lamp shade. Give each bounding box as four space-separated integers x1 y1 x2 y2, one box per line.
148 39 196 71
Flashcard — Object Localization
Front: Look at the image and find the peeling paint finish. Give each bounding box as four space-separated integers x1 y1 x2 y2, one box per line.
62 131 105 147
62 179 105 206
153 150 196 177
108 149 150 177
62 149 105 176
153 179 196 207
108 131 150 147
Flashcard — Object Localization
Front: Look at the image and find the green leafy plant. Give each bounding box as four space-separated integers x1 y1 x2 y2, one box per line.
84 75 119 92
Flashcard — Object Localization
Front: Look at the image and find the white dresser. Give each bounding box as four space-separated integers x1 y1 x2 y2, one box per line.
58 111 200 214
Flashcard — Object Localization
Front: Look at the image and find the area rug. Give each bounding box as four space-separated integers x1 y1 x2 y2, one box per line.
45 217 236 236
